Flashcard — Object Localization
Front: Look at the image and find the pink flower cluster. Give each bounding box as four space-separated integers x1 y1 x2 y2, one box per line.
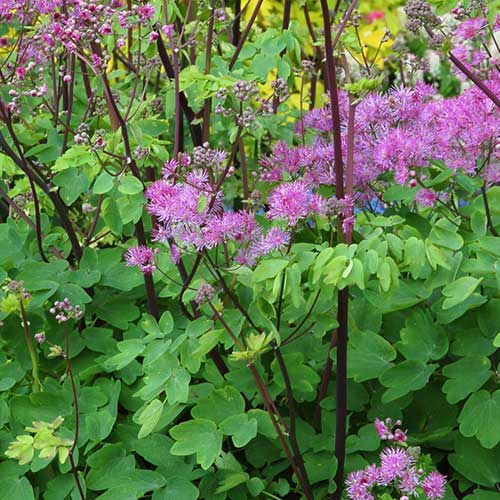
261 76 500 206
374 417 407 443
346 420 446 500
138 151 296 269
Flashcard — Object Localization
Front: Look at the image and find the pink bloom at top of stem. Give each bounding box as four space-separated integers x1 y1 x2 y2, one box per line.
379 447 412 484
162 24 174 39
455 17 486 40
422 472 446 500
125 245 156 274
267 180 325 226
398 467 421 495
345 470 374 500
252 227 290 256
374 418 389 439
366 10 385 23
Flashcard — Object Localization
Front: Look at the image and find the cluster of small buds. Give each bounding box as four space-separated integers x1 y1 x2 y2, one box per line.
215 88 227 100
428 32 446 49
214 8 226 21
150 97 164 115
381 29 392 43
270 78 290 103
5 280 31 301
34 332 45 344
49 298 84 323
237 107 257 128
374 418 408 443
91 130 106 151
195 283 216 305
74 123 91 145
451 3 468 20
192 143 227 170
351 12 363 27
301 59 316 74
232 80 259 102
258 97 274 116
404 0 441 33
134 146 149 160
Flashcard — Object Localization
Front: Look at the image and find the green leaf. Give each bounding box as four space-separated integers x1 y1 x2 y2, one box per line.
170 419 222 469
152 479 199 500
449 436 500 487
347 330 396 382
396 310 448 362
191 386 245 425
250 53 276 80
215 472 250 494
429 218 464 250
219 414 258 447
103 339 144 371
464 491 500 500
94 172 115 194
102 198 123 235
253 259 288 282
53 168 90 205
2 476 35 500
118 175 143 195
303 452 337 484
442 355 491 404
458 390 500 448
442 277 482 310
136 399 164 439
166 368 190 405
380 361 437 402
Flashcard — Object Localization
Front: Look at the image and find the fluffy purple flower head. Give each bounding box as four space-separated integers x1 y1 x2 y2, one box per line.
125 245 156 274
346 470 374 500
267 180 325 226
455 17 486 40
399 467 420 495
379 447 412 484
422 471 446 500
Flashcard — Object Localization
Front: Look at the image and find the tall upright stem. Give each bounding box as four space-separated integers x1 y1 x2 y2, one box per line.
318 2 356 498
64 324 85 500
19 301 41 393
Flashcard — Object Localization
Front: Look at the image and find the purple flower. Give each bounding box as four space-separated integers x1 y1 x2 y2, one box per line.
379 447 412 484
422 472 446 500
415 188 438 207
346 471 374 500
162 24 174 39
267 180 325 226
456 17 486 40
34 332 45 344
125 245 156 274
374 418 389 439
399 467 420 495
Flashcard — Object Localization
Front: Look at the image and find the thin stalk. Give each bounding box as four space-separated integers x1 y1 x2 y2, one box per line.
229 0 264 70
202 0 216 144
272 344 314 500
232 0 241 45
99 74 159 319
64 324 85 500
19 301 41 393
332 288 349 500
206 300 308 491
319 3 356 499
481 184 499 236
